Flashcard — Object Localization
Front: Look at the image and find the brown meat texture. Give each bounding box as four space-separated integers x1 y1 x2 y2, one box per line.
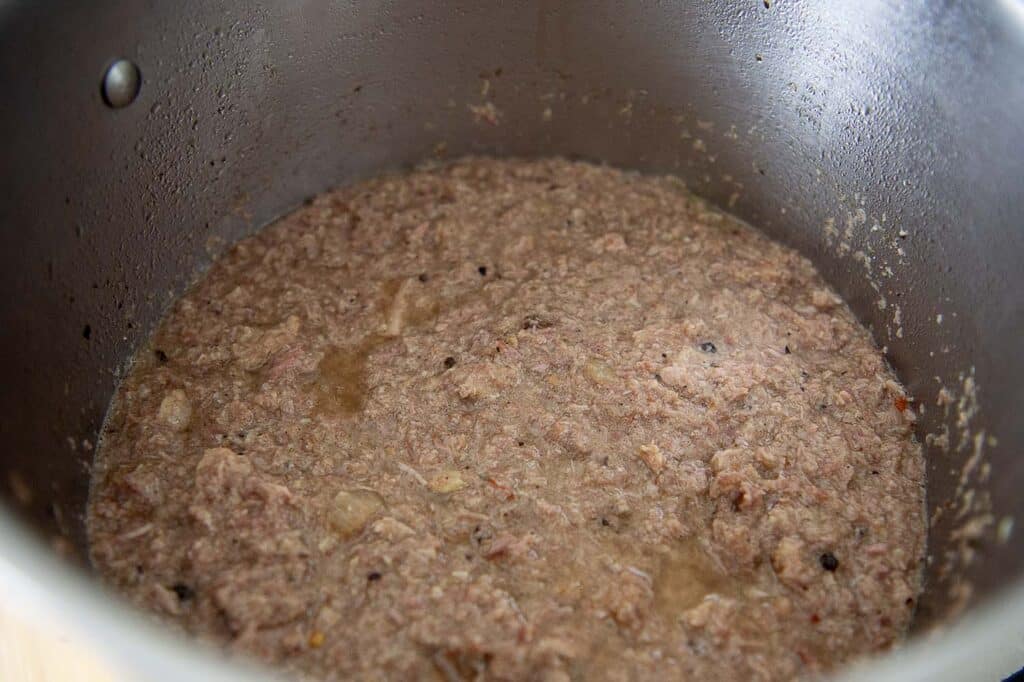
88 158 926 681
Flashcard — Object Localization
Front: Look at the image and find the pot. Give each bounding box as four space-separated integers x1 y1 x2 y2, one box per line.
0 1 1021 679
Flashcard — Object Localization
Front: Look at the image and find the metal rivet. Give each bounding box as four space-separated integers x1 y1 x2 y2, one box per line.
101 59 141 108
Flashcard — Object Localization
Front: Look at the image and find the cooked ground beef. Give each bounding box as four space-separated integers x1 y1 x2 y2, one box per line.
88 157 926 681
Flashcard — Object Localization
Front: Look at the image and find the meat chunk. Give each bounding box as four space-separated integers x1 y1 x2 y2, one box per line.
157 389 192 431
448 361 518 400
195 447 252 500
232 315 302 371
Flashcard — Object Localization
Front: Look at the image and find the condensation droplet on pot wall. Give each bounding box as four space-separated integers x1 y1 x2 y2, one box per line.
101 59 141 108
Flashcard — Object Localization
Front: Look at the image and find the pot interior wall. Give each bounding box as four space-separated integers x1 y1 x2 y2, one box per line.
1 1 1022 632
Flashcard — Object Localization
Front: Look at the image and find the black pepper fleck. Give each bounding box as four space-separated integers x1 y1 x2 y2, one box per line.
784 345 791 354
367 571 382 582
600 517 610 527
418 273 429 282
820 552 839 572
155 349 169 363
444 356 456 369
82 324 92 340
171 583 195 601
478 265 488 276
699 341 717 353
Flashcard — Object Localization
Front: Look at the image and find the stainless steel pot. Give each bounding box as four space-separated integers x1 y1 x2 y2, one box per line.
1 1 1021 679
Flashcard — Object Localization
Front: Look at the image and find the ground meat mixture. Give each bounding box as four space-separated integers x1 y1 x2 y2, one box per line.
88 158 926 681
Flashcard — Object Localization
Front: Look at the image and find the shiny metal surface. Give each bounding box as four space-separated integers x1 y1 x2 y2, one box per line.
0 0 1021 678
